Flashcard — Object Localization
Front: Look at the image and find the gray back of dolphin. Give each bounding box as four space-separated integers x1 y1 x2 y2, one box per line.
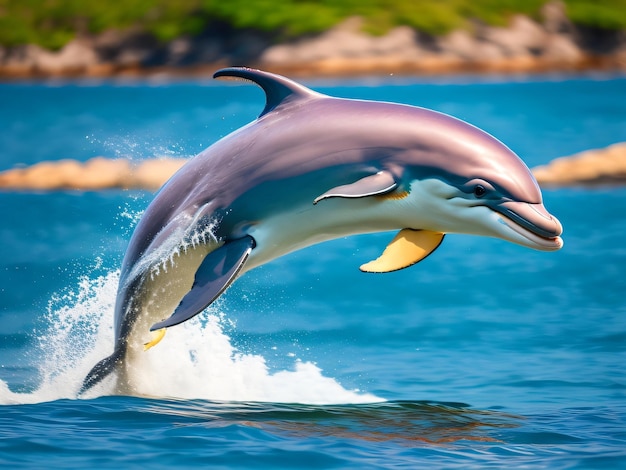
80 67 562 394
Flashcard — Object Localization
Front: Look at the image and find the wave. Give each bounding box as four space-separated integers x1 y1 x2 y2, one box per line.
0 270 381 405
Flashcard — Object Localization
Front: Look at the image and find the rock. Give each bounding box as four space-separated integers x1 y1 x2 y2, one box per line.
0 39 100 76
542 34 584 62
33 39 100 74
132 159 186 190
261 17 425 68
189 38 224 64
115 35 162 67
0 158 121 190
532 142 626 186
167 37 194 65
438 30 504 62
20 159 84 190
3 44 43 68
80 157 132 189
541 1 573 34
93 30 162 68
0 157 186 191
224 31 271 63
370 26 421 56
616 34 626 67
480 15 547 57
163 36 223 66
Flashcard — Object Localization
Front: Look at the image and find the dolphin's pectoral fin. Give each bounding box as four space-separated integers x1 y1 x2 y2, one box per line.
150 235 256 331
360 229 445 273
313 171 397 204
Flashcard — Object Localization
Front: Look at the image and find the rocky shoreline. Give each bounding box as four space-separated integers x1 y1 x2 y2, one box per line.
533 142 626 187
0 157 187 191
1 143 624 192
1 2 625 79
1 2 624 192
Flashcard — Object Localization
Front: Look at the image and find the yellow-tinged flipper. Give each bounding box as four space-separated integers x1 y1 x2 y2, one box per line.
143 328 166 351
360 229 445 273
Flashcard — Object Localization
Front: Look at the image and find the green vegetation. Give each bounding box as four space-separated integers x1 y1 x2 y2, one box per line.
1 0 625 50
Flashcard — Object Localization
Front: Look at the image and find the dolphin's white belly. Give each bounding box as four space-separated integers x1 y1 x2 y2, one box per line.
243 193 421 272
241 177 501 272
119 241 218 392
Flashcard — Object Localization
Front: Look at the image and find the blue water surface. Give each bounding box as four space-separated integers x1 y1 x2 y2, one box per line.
0 73 625 468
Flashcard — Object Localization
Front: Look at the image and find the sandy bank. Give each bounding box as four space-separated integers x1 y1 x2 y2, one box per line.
1 144 624 192
532 142 626 187
0 157 186 191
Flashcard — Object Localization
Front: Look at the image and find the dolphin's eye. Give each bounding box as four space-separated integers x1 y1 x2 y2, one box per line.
473 185 487 198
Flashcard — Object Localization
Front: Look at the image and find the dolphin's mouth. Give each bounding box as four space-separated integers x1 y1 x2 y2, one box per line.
499 215 563 250
494 201 563 251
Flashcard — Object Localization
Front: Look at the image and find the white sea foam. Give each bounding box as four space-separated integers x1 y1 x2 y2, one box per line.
0 271 381 405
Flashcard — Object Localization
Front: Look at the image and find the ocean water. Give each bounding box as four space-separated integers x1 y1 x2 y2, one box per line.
1 73 625 468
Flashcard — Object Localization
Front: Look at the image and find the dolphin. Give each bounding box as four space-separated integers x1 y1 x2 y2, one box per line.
80 67 563 393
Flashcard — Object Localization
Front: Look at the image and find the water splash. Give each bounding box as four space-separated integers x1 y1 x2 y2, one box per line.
0 271 381 405
87 131 191 162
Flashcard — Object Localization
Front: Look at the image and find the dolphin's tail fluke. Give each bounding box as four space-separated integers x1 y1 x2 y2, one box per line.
79 348 124 395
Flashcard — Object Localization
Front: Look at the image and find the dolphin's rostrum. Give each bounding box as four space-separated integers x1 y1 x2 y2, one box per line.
81 67 563 394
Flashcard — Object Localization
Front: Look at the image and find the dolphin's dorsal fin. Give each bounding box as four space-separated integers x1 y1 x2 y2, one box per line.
360 229 445 273
213 67 322 117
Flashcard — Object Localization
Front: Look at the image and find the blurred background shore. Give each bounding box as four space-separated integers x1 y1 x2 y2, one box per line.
1 0 625 79
1 0 625 189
